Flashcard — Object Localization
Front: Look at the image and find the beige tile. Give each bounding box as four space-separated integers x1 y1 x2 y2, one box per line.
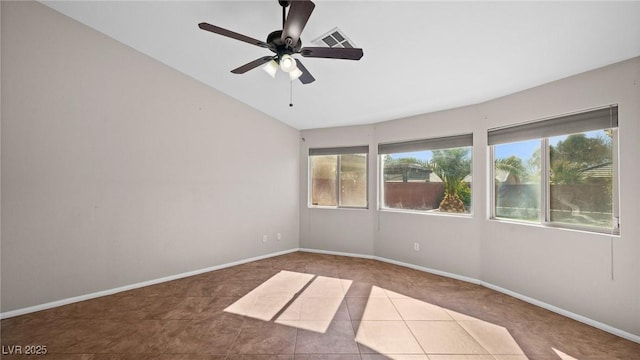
370 285 391 297
253 271 315 297
551 348 580 360
300 276 348 298
458 320 525 355
278 296 346 322
406 321 488 355
354 320 424 355
445 309 481 322
361 355 429 360
274 297 302 321
225 295 293 321
344 282 379 297
390 298 453 321
428 356 496 360
492 356 531 360
340 279 354 294
224 271 319 321
384 288 411 299
361 297 402 320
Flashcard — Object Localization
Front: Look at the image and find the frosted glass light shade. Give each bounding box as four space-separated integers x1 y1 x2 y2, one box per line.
279 55 296 72
289 67 303 80
262 60 278 78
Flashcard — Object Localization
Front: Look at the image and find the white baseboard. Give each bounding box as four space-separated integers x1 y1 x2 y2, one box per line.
3 247 638 344
372 255 483 286
298 247 375 260
480 282 640 344
0 248 298 320
299 247 640 344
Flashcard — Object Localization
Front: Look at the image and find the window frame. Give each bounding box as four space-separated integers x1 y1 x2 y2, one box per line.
489 105 620 235
378 133 474 216
308 146 369 209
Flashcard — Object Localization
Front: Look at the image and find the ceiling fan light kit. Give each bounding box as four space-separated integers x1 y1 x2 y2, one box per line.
279 54 297 72
198 0 364 86
289 67 304 81
262 60 279 78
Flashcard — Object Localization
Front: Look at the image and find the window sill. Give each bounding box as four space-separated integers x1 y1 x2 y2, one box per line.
378 208 473 218
308 205 369 211
490 217 620 237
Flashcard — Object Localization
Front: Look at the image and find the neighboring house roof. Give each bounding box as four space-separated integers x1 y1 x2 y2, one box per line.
580 162 612 178
384 163 472 183
385 163 431 182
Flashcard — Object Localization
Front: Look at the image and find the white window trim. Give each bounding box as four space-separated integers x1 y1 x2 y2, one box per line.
489 105 620 235
308 147 369 210
378 134 474 217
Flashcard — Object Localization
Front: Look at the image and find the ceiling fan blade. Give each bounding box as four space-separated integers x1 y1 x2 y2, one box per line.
300 47 364 60
295 59 315 84
199 22 269 48
231 56 274 74
281 0 315 47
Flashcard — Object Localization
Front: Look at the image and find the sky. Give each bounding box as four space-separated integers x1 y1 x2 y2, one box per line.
494 139 539 161
391 144 536 163
390 130 606 163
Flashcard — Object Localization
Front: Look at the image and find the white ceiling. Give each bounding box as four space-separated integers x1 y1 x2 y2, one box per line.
42 1 640 130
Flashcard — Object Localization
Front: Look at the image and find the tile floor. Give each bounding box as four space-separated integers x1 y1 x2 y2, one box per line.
1 251 639 359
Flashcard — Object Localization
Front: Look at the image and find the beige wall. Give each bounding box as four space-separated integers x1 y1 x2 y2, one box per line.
299 125 376 256
301 57 640 339
1 1 300 312
2 0 639 343
479 58 639 339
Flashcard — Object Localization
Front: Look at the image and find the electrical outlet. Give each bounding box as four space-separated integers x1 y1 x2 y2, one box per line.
414 242 420 251
262 235 268 243
277 233 282 241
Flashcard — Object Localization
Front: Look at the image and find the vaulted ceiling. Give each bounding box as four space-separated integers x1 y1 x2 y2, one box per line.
42 1 640 130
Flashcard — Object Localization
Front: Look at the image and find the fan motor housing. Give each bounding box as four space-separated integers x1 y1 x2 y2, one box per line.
267 30 302 55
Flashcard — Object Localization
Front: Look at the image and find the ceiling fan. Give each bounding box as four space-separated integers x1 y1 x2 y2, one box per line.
198 0 364 84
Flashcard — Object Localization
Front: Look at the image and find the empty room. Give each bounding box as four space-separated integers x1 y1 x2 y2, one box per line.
1 1 640 359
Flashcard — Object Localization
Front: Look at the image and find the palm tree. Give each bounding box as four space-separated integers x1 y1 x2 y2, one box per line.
494 156 528 184
429 148 471 212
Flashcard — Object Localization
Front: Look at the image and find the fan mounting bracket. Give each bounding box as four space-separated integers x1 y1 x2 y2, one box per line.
266 30 301 57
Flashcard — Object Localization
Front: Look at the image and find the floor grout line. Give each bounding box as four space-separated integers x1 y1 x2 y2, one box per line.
2 252 639 358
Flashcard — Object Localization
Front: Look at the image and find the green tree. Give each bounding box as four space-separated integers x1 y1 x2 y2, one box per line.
526 148 541 184
429 148 471 212
550 133 611 184
495 155 529 184
383 155 424 167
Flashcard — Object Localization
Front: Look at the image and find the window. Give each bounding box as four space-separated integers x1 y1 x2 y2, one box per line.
309 146 368 208
379 134 473 214
489 105 619 234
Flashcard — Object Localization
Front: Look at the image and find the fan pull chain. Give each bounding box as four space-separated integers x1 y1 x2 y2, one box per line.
289 80 294 107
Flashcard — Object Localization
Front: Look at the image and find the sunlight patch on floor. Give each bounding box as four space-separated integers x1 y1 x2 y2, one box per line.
224 270 352 333
224 270 315 321
355 285 529 359
224 271 531 358
553 348 580 359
